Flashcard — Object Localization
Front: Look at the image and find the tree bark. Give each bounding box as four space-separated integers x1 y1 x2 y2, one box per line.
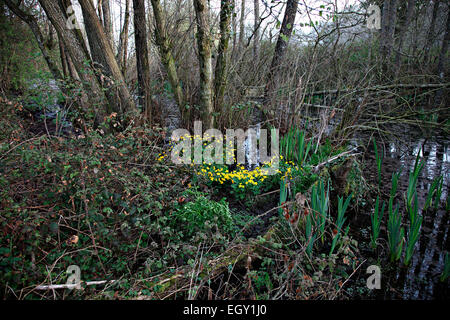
57 0 91 60
264 0 298 105
58 39 69 78
133 0 153 122
239 0 245 48
380 0 398 60
101 0 113 49
97 0 103 24
253 0 259 61
232 0 237 55
214 0 233 115
117 0 130 74
434 3 449 109
394 0 414 70
193 0 214 128
78 0 137 117
423 0 440 64
150 0 184 113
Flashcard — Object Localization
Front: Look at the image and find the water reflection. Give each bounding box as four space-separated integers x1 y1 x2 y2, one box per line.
356 124 449 299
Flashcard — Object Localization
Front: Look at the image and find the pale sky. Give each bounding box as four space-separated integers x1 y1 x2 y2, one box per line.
70 0 362 51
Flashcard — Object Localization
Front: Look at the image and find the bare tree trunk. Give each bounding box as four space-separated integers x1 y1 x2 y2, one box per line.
434 3 449 109
97 0 104 24
150 0 184 113
380 0 398 61
214 0 233 115
117 0 130 74
147 0 153 34
253 0 259 61
239 0 245 48
232 0 237 55
423 0 440 64
38 0 108 122
78 0 137 117
59 39 70 78
264 0 298 105
133 0 153 122
59 36 80 81
57 0 91 60
193 0 214 128
102 0 113 49
394 0 414 70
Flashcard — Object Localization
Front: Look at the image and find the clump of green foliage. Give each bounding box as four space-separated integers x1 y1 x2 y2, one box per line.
172 189 234 242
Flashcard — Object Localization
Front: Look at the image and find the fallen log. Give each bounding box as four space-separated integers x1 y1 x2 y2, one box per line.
303 83 450 97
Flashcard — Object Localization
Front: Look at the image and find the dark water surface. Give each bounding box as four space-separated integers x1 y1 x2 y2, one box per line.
353 124 449 299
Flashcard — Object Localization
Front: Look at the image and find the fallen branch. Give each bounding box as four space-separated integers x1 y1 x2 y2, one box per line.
35 280 116 290
304 83 450 97
313 147 360 173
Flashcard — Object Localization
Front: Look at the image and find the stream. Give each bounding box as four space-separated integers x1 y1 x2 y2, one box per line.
355 124 449 299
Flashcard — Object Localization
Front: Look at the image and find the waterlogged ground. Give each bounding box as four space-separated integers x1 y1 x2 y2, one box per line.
10 83 449 299
354 124 449 299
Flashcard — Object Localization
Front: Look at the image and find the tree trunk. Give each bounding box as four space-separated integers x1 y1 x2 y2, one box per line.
102 0 113 49
150 0 184 114
214 0 233 116
78 0 137 117
380 0 398 60
253 0 259 61
423 0 440 64
57 0 91 60
232 0 237 55
394 0 414 70
117 0 130 74
58 35 80 81
38 0 109 122
97 0 103 24
239 0 245 48
434 3 449 109
264 0 298 106
193 0 214 128
59 39 69 78
133 0 153 122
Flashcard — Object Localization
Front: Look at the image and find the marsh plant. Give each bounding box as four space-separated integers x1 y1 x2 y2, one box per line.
329 194 352 256
404 192 422 266
424 176 444 211
280 127 312 165
406 155 424 216
387 171 404 262
373 139 383 187
403 154 425 266
310 180 330 244
370 196 385 249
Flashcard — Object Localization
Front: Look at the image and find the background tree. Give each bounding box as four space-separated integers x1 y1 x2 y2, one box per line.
150 0 184 116
423 0 441 64
253 0 259 61
264 0 298 107
101 0 113 48
133 0 153 121
117 0 130 74
193 0 213 128
78 0 137 117
38 0 109 123
214 0 233 117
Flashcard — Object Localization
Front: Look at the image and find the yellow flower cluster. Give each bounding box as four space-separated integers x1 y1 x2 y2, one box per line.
196 164 269 188
156 133 304 190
